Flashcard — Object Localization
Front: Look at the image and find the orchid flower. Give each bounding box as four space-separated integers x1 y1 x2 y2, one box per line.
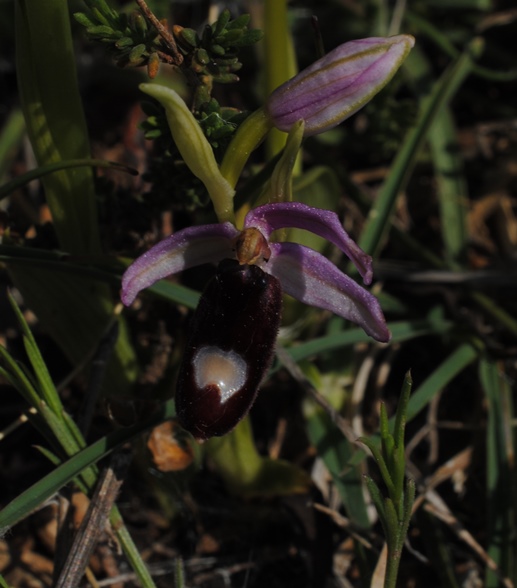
121 201 390 343
120 31 415 437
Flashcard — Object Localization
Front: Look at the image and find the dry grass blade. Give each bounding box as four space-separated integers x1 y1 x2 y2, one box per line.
409 453 513 588
371 543 388 588
54 450 132 588
423 499 513 588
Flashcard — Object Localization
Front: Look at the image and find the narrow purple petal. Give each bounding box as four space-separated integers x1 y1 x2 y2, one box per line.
264 242 390 342
121 223 239 305
245 202 373 284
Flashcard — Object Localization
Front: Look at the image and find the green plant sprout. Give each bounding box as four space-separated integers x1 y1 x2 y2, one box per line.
359 372 416 588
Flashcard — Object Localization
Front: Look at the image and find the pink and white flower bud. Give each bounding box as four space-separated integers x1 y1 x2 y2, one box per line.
266 35 414 137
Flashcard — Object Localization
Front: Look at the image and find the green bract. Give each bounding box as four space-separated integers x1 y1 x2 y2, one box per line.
140 83 235 223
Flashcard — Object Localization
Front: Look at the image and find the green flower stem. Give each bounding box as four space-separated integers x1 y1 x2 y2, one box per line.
263 0 297 158
266 120 304 205
220 107 273 189
362 374 415 588
385 479 416 588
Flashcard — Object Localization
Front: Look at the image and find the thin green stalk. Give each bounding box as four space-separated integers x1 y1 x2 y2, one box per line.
263 0 297 158
480 357 516 586
220 107 273 189
383 498 402 588
383 480 415 588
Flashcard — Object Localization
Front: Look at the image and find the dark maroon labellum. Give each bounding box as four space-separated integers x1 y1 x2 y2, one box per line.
176 259 282 440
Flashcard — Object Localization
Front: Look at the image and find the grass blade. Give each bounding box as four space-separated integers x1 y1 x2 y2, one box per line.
358 38 484 258
480 357 517 586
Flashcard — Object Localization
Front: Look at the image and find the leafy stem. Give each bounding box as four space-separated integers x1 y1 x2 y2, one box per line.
359 371 415 588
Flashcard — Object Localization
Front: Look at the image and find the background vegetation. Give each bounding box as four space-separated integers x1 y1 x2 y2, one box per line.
1 0 517 586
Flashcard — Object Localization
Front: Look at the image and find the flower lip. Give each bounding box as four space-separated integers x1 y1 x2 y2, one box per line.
266 34 415 137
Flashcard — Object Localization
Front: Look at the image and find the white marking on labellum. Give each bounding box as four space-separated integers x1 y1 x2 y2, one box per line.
193 346 248 403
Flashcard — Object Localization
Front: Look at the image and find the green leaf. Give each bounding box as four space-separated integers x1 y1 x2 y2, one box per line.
14 0 138 398
16 0 102 255
226 14 250 30
406 46 469 266
73 12 97 28
86 24 115 36
0 109 25 183
358 436 397 500
0 348 40 407
8 293 63 415
400 479 416 550
394 371 412 450
129 43 147 63
278 318 452 370
364 475 387 525
405 11 517 82
212 9 230 36
33 445 61 467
